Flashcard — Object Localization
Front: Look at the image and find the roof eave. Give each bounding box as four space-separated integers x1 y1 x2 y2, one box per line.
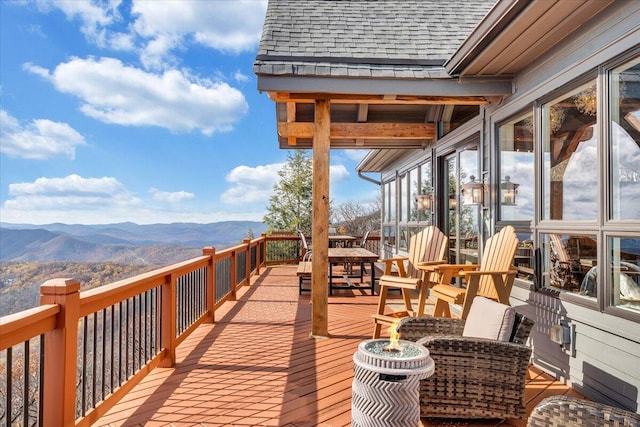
256 74 512 97
445 0 529 76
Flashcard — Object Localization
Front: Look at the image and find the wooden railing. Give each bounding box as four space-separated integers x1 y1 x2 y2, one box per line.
0 233 377 426
0 236 267 427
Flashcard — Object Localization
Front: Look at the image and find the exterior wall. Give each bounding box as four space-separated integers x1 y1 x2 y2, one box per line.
487 2 640 411
378 1 640 411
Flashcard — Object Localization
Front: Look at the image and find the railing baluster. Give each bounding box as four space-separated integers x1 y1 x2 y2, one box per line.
6 347 12 427
39 335 44 427
92 312 97 408
82 316 88 416
24 340 29 426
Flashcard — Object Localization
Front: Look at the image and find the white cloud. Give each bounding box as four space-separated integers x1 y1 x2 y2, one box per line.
149 188 195 203
26 57 248 135
0 174 264 224
221 163 282 205
234 71 250 83
330 164 350 184
0 109 86 159
131 0 267 68
29 1 267 70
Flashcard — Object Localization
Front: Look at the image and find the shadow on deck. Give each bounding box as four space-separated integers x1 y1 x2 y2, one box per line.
97 265 581 427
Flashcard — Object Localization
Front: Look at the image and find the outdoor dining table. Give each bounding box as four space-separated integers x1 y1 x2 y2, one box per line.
329 235 357 248
328 247 378 295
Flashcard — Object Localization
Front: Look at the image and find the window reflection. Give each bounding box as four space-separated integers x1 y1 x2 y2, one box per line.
609 237 640 312
542 81 598 221
542 233 597 296
499 113 534 221
610 58 640 220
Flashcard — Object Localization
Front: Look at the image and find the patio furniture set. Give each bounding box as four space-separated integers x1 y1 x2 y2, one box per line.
367 225 640 424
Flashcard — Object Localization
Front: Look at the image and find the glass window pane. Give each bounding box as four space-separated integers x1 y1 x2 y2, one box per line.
399 173 408 222
499 113 534 221
542 233 597 297
609 237 640 312
409 169 418 221
418 162 432 223
388 180 396 222
542 80 598 220
610 58 640 220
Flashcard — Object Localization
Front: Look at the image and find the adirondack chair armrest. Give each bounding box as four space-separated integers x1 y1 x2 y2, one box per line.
377 256 409 276
416 260 447 269
459 268 518 277
434 263 480 276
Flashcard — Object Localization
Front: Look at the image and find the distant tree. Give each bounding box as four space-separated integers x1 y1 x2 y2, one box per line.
246 228 255 239
332 200 381 236
263 150 313 233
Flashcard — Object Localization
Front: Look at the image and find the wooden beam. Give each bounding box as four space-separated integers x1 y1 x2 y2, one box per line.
270 92 487 105
287 102 297 146
278 122 436 140
311 99 330 338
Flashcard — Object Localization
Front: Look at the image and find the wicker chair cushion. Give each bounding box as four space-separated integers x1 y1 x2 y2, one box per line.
462 296 515 341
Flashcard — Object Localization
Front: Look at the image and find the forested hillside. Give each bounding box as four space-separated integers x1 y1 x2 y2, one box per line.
0 262 158 317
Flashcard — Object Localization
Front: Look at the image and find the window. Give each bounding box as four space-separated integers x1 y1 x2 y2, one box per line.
609 237 640 313
499 112 534 221
418 161 432 223
399 173 408 223
542 80 598 221
542 233 597 299
409 168 419 221
609 57 640 221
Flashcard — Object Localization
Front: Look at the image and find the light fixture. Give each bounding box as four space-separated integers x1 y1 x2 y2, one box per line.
501 176 519 206
462 175 484 205
415 189 433 211
573 84 597 116
449 194 457 210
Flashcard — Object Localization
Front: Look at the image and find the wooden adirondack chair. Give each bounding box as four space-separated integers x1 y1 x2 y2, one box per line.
372 226 448 338
430 225 519 320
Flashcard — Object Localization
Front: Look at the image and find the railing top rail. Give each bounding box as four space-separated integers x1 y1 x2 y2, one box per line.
79 255 210 317
0 304 59 350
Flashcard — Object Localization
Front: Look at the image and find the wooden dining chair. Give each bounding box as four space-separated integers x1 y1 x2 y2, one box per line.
430 225 519 320
372 225 448 338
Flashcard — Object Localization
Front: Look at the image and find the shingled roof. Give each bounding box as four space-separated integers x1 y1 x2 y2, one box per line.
253 0 496 80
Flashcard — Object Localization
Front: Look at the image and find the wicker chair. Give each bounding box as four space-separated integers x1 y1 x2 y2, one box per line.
397 313 534 419
528 395 640 427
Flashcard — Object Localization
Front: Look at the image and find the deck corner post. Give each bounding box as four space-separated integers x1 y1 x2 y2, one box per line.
40 278 81 426
202 246 216 323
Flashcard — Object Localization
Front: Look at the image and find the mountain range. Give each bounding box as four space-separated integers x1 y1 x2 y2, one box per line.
0 221 268 264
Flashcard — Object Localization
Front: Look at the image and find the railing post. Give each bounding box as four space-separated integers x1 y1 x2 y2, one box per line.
159 274 177 367
40 278 80 426
202 246 216 323
243 238 251 285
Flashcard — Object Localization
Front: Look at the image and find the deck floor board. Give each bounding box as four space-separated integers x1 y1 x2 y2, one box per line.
97 265 580 427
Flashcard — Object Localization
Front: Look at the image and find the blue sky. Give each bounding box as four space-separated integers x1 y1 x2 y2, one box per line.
0 0 377 225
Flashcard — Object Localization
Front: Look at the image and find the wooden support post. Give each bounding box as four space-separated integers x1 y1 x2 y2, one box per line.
160 273 177 367
40 278 80 426
202 246 215 323
311 99 331 338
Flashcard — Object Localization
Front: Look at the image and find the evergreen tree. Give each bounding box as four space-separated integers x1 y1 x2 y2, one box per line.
263 150 313 233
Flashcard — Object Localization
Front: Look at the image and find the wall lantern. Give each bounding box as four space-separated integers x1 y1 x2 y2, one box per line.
415 189 433 211
449 195 457 210
462 175 484 205
501 176 520 206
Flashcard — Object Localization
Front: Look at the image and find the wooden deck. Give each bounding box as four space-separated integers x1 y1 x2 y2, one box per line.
97 265 582 427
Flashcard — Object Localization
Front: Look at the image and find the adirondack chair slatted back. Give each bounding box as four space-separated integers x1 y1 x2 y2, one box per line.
406 226 448 278
476 226 519 300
